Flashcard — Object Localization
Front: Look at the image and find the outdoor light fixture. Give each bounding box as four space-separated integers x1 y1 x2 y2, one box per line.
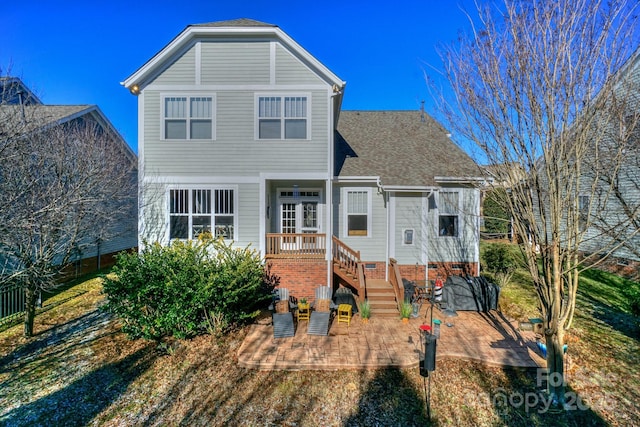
129 84 140 95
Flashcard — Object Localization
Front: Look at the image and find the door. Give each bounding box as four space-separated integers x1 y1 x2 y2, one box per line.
278 189 322 251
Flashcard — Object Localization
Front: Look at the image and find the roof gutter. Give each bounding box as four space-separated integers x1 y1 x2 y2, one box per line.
380 185 439 193
333 176 380 183
434 176 487 185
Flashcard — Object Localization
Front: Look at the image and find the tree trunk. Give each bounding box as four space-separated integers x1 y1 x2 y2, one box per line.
545 328 566 406
23 287 37 337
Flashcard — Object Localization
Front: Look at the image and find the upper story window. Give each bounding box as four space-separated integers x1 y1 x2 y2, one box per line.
257 95 308 140
345 189 371 237
164 96 214 140
438 191 459 237
169 188 235 240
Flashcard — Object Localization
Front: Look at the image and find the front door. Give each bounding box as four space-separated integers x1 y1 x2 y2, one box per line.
278 189 321 250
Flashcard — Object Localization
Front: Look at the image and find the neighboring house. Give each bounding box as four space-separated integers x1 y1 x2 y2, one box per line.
0 77 138 277
122 18 483 310
577 49 640 277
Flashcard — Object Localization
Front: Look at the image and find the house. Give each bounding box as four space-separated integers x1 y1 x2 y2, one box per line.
576 48 640 277
0 77 138 277
122 19 483 312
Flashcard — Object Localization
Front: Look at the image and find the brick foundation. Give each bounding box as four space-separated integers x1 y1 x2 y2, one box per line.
591 257 640 281
361 261 386 279
427 262 479 281
267 258 328 301
397 264 427 282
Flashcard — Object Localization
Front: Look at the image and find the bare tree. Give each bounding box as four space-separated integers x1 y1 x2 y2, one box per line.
0 80 136 337
433 0 639 405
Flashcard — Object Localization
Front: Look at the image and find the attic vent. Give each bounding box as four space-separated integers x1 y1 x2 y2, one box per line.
420 100 426 122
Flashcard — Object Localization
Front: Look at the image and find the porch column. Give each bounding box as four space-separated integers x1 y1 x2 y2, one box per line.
326 178 332 287
259 176 266 256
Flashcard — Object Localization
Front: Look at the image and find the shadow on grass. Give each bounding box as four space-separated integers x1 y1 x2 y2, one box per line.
459 316 609 426
344 367 432 426
0 346 156 426
0 310 116 374
577 269 639 340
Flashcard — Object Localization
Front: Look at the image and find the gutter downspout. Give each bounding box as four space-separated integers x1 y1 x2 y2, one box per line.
423 190 434 282
327 86 344 287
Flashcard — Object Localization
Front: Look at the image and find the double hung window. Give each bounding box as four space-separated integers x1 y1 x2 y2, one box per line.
438 191 459 237
345 189 371 237
258 96 308 139
169 188 235 240
164 96 214 140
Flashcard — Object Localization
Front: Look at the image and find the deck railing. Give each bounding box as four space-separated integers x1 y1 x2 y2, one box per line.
0 282 26 325
265 233 326 258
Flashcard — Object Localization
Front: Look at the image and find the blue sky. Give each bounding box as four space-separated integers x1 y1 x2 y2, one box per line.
1 0 477 153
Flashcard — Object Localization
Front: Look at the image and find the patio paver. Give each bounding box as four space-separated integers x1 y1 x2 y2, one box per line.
237 307 546 370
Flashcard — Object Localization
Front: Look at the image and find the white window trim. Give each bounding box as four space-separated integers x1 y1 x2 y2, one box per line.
161 93 216 141
402 228 415 246
254 93 311 141
167 185 238 241
343 187 372 238
437 190 460 238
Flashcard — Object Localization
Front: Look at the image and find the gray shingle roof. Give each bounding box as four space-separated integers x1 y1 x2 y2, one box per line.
335 111 480 187
0 105 93 134
191 18 277 28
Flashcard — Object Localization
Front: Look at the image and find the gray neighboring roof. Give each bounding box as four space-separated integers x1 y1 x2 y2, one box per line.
191 18 277 28
0 104 137 162
0 104 93 133
0 77 42 105
335 111 480 187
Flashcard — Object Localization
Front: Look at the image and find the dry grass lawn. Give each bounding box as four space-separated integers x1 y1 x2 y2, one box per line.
0 272 638 426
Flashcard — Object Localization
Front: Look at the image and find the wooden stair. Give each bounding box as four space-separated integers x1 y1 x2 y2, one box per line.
331 237 400 318
365 279 399 318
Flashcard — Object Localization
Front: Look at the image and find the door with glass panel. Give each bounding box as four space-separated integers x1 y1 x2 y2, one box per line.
278 190 321 252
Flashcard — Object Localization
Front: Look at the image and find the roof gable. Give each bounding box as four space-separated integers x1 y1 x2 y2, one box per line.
336 111 480 187
122 18 345 92
0 77 42 105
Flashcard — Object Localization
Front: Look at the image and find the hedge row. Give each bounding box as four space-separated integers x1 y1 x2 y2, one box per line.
103 238 278 340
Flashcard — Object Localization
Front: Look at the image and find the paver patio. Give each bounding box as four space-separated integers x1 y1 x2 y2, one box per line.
237 307 546 370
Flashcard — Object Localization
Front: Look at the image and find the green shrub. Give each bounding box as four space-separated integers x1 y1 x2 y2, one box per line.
483 188 510 234
483 243 516 274
627 288 640 317
102 238 278 340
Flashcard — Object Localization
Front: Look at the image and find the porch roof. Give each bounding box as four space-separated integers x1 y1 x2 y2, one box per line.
335 111 481 187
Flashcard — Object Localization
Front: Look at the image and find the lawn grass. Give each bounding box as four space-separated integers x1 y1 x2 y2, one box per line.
0 259 638 426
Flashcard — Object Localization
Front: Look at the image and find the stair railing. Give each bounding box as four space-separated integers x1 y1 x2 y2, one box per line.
332 236 366 299
388 258 404 312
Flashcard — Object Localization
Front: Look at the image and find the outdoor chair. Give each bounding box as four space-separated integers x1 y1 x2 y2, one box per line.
268 287 296 312
308 286 336 336
272 311 295 338
312 286 337 309
270 288 296 338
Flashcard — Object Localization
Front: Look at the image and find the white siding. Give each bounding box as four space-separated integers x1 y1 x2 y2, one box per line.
143 90 329 176
394 193 425 265
201 41 270 84
334 184 387 261
154 46 196 85
275 45 324 85
427 187 480 263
